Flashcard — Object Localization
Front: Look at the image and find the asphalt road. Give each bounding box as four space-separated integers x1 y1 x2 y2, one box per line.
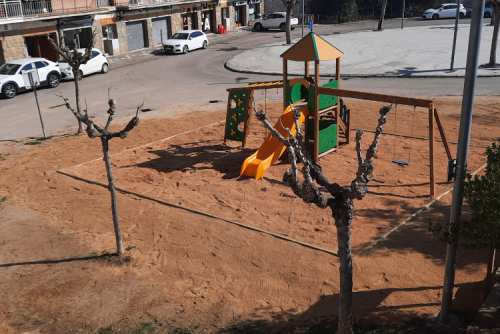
1 18 498 141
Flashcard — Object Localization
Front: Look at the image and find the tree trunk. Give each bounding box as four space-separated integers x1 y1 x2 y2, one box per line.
377 0 388 30
101 137 125 255
335 198 354 334
489 9 500 66
286 6 292 44
492 10 495 26
73 69 84 133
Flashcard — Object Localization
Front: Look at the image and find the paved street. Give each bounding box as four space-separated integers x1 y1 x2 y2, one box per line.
0 18 499 141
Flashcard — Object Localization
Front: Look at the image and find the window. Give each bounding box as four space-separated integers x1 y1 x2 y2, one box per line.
102 24 118 40
172 33 189 39
91 50 100 58
34 61 47 69
20 63 33 72
0 63 21 75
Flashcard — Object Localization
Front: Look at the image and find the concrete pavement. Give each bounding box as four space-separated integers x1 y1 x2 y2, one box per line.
226 23 500 77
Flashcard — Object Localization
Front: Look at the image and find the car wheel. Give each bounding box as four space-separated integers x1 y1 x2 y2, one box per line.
77 70 83 81
280 23 286 32
183 45 189 54
484 12 492 18
202 41 208 49
459 12 464 19
101 63 109 74
47 73 60 88
254 23 262 31
2 83 17 99
432 13 439 20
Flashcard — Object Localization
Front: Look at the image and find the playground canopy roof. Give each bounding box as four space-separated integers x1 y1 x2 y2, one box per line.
280 32 344 62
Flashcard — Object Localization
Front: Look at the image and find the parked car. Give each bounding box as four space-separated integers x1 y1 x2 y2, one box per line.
422 3 466 19
0 58 61 99
162 30 209 54
253 12 299 32
484 6 493 18
58 48 108 81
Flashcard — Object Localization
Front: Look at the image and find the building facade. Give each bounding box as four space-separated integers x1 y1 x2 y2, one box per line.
0 0 263 63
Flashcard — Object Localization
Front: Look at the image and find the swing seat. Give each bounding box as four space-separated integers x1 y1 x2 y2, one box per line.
393 159 411 166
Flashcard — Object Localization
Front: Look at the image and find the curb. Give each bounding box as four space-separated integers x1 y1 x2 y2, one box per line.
224 60 500 79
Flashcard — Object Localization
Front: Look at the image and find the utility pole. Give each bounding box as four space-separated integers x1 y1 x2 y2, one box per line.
450 0 462 70
439 0 485 324
301 0 304 38
401 0 405 29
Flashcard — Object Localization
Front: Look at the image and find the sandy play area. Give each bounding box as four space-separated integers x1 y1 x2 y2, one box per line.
0 96 499 333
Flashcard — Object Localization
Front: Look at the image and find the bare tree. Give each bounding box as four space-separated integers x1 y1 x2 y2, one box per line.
254 103 391 334
281 0 301 44
486 0 500 67
377 0 389 30
57 92 142 255
48 31 96 133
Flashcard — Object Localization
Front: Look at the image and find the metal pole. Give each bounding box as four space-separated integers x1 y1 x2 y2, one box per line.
301 0 304 38
439 0 485 324
29 72 46 139
401 0 405 29
450 0 461 70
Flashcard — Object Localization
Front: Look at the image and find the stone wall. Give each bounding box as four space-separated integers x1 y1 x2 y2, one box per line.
171 10 183 34
116 21 129 54
92 20 105 53
146 18 154 47
229 6 235 30
1 32 26 63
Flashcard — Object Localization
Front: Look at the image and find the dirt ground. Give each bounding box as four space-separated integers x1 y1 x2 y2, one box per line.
1 96 499 334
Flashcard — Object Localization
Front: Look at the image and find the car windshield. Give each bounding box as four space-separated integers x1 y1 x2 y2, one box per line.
171 33 189 40
433 5 442 9
0 63 21 75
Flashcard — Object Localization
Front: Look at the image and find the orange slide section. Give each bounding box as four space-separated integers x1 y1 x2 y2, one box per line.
240 105 310 180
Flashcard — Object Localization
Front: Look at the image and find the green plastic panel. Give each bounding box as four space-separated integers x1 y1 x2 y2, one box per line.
306 80 339 111
319 80 339 109
285 80 305 105
226 90 249 142
307 119 338 154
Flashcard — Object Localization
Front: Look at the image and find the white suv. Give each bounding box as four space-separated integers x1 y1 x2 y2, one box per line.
253 12 299 32
422 3 466 19
0 58 61 99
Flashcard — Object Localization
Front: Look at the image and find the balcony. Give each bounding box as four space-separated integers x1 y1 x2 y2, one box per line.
0 0 111 22
115 0 180 9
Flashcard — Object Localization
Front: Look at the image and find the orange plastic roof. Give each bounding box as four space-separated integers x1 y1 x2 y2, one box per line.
280 32 343 61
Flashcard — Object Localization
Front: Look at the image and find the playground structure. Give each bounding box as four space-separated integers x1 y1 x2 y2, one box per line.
224 32 453 197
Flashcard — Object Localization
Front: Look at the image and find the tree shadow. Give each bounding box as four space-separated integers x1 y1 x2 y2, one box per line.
384 67 466 76
128 141 256 179
0 252 122 268
218 283 483 333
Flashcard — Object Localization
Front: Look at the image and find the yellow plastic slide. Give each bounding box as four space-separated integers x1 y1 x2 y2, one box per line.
240 105 310 180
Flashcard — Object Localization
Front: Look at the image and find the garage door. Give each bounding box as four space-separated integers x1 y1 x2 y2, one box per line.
152 17 168 45
126 21 146 51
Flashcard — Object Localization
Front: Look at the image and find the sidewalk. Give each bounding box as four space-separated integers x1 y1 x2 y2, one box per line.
107 27 252 65
226 24 500 78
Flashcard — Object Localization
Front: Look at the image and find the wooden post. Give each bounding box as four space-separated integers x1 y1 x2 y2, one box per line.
242 90 254 148
434 107 452 160
346 109 351 145
305 61 309 78
336 57 341 84
314 60 320 162
224 93 232 144
283 59 287 111
429 103 435 197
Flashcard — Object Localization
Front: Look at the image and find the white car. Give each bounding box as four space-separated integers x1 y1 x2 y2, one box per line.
59 48 109 80
253 12 298 32
0 58 61 99
422 3 466 19
162 30 209 54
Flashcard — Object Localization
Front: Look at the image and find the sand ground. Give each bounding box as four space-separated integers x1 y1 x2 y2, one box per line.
0 96 499 333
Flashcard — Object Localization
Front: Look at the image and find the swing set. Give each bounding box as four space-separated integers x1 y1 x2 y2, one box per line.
315 86 453 197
